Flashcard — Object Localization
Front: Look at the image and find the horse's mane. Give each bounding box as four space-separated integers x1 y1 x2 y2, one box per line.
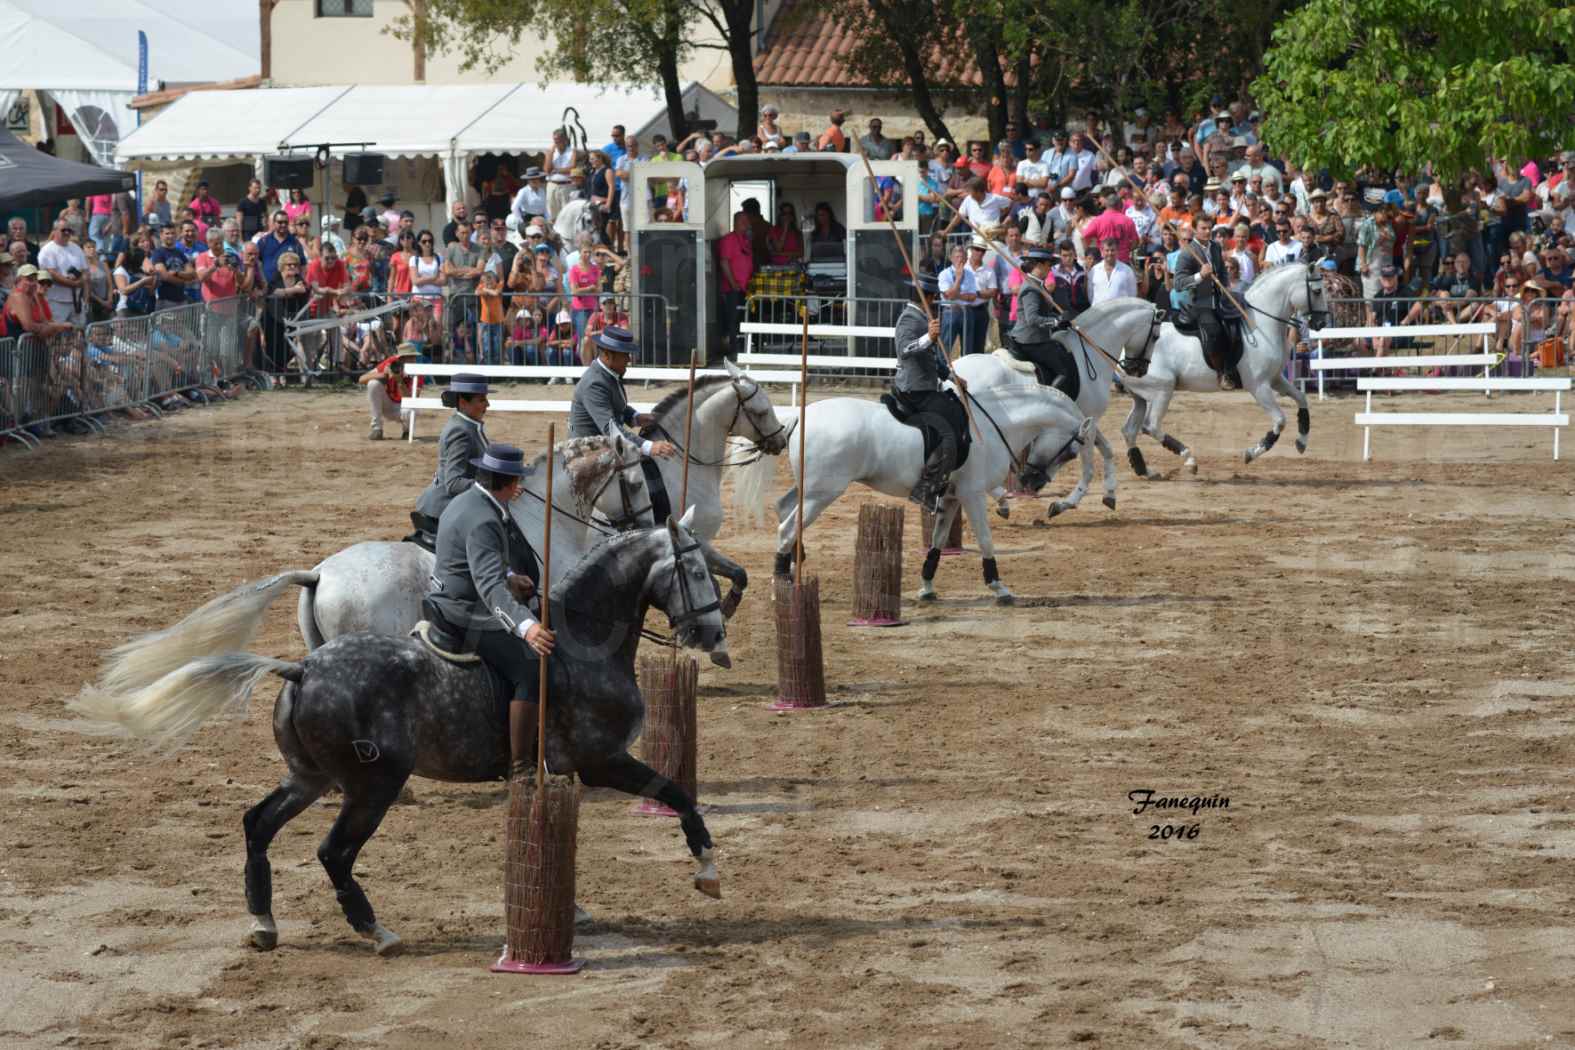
1069 295 1153 329
648 374 731 424
553 527 666 607
556 435 627 517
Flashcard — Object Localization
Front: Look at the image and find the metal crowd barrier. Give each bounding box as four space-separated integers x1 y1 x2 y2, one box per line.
743 294 909 375
441 290 677 367
1 296 266 450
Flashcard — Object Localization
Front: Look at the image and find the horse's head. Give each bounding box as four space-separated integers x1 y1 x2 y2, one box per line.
654 509 728 664
1302 263 1330 331
1016 414 1092 493
561 434 654 530
722 358 789 454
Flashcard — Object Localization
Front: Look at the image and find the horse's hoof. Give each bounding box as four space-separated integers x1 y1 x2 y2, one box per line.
694 851 721 899
917 589 937 603
1102 495 1117 510
361 924 404 957
1244 449 1256 464
995 592 1016 607
1047 501 1067 519
574 903 594 925
1296 439 1308 455
1186 458 1198 475
246 916 277 951
996 501 1010 520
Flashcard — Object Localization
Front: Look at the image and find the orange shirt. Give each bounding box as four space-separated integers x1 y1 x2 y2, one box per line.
1158 206 1193 231
819 125 847 152
987 165 1015 196
478 287 504 325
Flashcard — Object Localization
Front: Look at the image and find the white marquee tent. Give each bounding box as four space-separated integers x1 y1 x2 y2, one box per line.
0 0 258 167
115 81 737 206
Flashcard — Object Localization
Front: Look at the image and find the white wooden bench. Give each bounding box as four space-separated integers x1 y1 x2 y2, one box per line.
1306 323 1497 400
1353 376 1570 461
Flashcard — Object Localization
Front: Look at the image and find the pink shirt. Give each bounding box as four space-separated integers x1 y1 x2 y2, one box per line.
190 195 222 221
89 195 113 215
1080 210 1139 262
717 231 754 293
196 251 238 301
568 263 601 310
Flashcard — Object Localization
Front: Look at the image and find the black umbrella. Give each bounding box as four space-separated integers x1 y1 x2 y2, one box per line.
0 129 135 209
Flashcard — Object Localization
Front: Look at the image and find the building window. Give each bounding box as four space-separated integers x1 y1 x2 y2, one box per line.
316 0 372 16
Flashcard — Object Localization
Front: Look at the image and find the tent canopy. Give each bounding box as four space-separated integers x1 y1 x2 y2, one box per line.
118 82 739 165
0 129 134 208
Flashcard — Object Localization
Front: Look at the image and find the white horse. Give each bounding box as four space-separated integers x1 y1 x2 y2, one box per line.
734 383 1091 604
1073 263 1331 472
954 343 1122 520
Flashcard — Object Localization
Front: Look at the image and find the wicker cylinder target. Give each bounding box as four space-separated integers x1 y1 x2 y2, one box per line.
491 771 584 975
635 650 699 816
848 503 907 627
771 575 827 710
919 507 965 556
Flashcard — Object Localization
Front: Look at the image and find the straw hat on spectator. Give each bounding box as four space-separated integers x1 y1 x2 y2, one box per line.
15 263 39 278
0 250 12 267
37 270 54 283
394 343 420 358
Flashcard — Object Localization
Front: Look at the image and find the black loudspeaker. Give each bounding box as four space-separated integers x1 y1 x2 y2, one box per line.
264 155 315 190
344 152 386 186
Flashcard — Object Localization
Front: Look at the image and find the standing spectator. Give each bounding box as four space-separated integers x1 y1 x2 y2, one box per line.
441 201 470 246
860 119 896 160
1051 239 1090 316
615 135 643 249
512 167 548 229
546 128 578 220
145 180 173 228
987 145 1017 198
715 211 753 358
567 238 603 352
1082 188 1140 262
936 243 976 357
477 269 505 364
88 193 115 254
819 109 849 152
488 216 518 278
1264 219 1302 269
1019 192 1058 246
8 218 39 265
263 252 309 373
1357 205 1396 300
283 188 313 225
81 241 114 324
757 105 785 147
984 225 1022 349
1060 132 1098 193
149 224 194 312
377 192 401 232
195 228 238 302
942 177 1012 238
112 230 156 316
255 212 304 282
38 220 87 326
767 202 804 264
174 221 206 303
444 224 482 353
236 179 267 239
389 230 417 298
1088 237 1137 305
587 150 616 243
601 125 628 167
1227 222 1261 287
189 181 222 227
1126 188 1159 250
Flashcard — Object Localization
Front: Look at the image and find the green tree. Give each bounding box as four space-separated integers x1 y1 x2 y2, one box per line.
1253 0 1575 180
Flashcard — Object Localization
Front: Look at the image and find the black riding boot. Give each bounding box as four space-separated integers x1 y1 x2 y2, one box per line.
909 446 953 513
508 698 539 781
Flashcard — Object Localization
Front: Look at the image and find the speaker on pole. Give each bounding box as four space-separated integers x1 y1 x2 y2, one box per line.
263 155 315 190
344 152 386 186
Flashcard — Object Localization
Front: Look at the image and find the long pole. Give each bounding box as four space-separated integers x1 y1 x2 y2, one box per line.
853 138 976 435
537 422 555 784
795 308 808 587
1086 137 1256 330
679 349 697 512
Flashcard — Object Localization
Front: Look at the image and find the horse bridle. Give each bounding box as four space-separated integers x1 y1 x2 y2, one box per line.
649 375 787 466
665 538 722 631
583 449 653 530
1120 306 1163 374
1018 428 1084 491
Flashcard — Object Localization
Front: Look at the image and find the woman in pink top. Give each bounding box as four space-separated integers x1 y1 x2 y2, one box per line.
567 245 601 350
88 194 115 253
284 189 313 225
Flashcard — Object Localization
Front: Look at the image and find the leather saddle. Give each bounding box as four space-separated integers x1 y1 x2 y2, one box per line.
404 512 438 553
881 390 971 468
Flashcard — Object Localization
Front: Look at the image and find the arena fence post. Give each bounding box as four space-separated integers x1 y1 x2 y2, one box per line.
492 421 584 976
771 308 827 710
848 503 907 627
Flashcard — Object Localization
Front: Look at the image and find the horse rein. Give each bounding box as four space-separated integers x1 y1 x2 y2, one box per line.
639 538 723 646
648 376 786 468
515 450 649 537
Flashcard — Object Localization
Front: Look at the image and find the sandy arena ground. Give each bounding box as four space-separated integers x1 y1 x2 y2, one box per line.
2 379 1573 1049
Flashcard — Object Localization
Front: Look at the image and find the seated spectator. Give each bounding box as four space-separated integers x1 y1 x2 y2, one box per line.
1431 252 1483 323
1367 265 1424 357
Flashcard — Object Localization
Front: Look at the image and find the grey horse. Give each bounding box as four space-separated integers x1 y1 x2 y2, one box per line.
74 515 728 956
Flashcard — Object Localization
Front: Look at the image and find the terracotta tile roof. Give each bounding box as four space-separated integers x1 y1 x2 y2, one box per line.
131 75 263 110
756 0 989 88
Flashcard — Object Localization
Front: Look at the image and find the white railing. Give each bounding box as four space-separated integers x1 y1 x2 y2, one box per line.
1353 376 1570 461
1306 323 1497 400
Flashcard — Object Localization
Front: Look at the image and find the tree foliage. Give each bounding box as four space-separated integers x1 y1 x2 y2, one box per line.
389 0 761 142
1253 0 1575 180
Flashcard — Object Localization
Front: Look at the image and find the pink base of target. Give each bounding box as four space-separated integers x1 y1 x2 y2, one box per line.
847 616 908 627
491 953 585 975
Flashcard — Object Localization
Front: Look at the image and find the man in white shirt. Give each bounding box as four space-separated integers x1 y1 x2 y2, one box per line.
1050 187 1078 242
512 167 549 228
1019 193 1058 246
961 238 997 354
943 177 1014 237
37 220 87 324
1263 220 1303 268
1015 140 1053 201
936 243 978 357
1088 237 1137 304
1126 194 1159 251
1062 132 1098 193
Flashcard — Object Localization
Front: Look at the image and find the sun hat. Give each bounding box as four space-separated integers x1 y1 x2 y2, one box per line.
37 270 54 283
469 443 532 477
394 343 420 357
1059 187 1075 200
523 166 545 180
556 309 572 325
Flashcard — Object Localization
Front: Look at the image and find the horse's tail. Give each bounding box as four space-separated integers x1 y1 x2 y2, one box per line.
295 575 326 650
71 652 303 750
731 445 778 526
94 570 318 697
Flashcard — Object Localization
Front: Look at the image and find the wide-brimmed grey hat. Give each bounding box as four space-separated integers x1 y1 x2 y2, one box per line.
470 443 532 477
909 271 941 294
595 326 637 356
523 166 545 180
449 372 490 395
